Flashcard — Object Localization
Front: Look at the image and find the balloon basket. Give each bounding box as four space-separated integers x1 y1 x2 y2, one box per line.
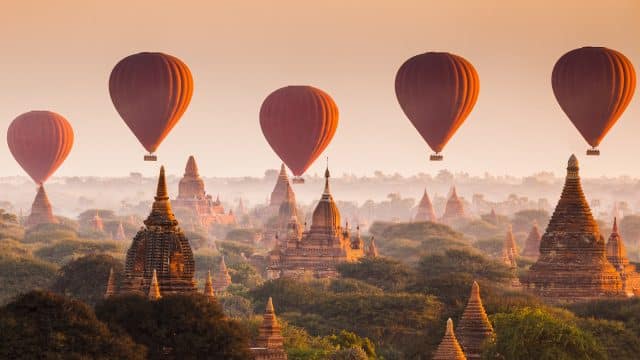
586 149 600 156
429 154 443 161
292 177 305 184
144 154 157 161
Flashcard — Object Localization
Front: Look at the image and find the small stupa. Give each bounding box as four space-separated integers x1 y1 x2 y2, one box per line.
104 267 116 299
485 208 499 226
456 282 495 359
26 185 58 227
213 256 232 293
442 186 466 224
270 164 293 208
523 155 623 302
91 211 104 232
366 237 379 258
148 269 161 301
251 297 287 360
114 222 126 241
521 222 542 258
606 218 640 297
433 318 467 360
414 188 437 222
203 270 216 302
502 225 518 267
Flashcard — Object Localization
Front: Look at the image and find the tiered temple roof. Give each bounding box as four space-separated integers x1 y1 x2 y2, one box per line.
251 297 287 360
120 166 197 296
433 318 467 360
115 222 126 241
270 164 292 207
456 282 494 359
414 189 437 222
521 222 541 258
606 218 640 296
523 155 623 303
502 226 517 268
172 156 236 228
213 256 232 293
203 270 216 302
26 185 57 227
442 186 466 224
267 167 364 279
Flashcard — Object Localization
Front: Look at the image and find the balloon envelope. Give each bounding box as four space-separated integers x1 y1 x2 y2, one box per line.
7 111 74 184
259 86 338 176
395 52 479 154
109 52 193 154
552 47 636 149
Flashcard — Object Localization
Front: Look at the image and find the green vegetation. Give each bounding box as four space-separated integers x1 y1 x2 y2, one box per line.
51 254 123 306
0 252 57 305
34 239 123 265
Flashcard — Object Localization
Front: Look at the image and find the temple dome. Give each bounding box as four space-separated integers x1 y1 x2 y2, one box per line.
311 167 341 231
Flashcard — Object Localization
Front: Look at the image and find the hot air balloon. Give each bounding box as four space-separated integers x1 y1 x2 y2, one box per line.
7 111 74 185
552 47 636 156
259 86 339 183
109 52 194 161
395 52 479 161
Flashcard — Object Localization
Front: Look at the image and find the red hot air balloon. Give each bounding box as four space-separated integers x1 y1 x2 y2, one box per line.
109 52 194 161
259 86 339 183
552 47 636 156
395 52 479 161
7 111 74 185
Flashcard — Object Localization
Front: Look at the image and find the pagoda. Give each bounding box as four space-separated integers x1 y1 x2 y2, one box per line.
521 222 542 258
251 297 287 360
442 186 466 224
270 164 292 209
456 282 494 359
265 178 301 249
203 270 216 302
433 318 467 360
90 211 104 232
414 188 437 222
25 185 57 227
119 166 197 296
267 167 364 279
606 218 640 297
172 156 236 228
104 268 116 299
365 237 379 258
523 155 623 303
485 208 499 225
114 222 126 241
213 256 232 293
502 225 518 267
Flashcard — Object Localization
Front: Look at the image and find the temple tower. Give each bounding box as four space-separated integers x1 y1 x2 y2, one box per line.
213 256 232 293
91 211 104 232
177 155 205 200
606 218 640 296
270 164 293 207
203 270 216 302
485 208 499 226
442 186 466 224
120 166 197 296
115 222 126 241
26 185 57 227
456 282 494 359
502 225 518 267
148 269 161 301
523 155 623 302
104 268 116 299
251 297 287 360
521 222 542 258
414 188 437 222
433 318 467 360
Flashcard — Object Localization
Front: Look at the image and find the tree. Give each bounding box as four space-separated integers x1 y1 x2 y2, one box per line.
483 308 606 360
620 215 640 249
337 257 414 292
34 239 122 265
0 253 57 304
51 254 123 306
511 209 549 233
96 294 252 359
0 291 145 359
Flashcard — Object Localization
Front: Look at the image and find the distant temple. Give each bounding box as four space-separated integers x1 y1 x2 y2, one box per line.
251 297 287 360
264 173 301 249
267 167 364 279
606 218 640 297
521 222 541 258
203 270 216 302
485 208 499 226
172 156 236 229
523 155 623 303
26 185 57 227
442 186 466 224
414 189 437 222
119 166 197 296
364 233 379 258
270 164 292 210
213 256 232 293
502 225 517 268
433 318 467 360
456 282 494 359
90 211 104 232
114 222 126 241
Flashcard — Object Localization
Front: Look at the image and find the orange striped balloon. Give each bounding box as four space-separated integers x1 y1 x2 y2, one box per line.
7 111 74 185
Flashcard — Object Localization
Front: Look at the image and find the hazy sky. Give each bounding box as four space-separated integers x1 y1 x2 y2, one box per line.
0 0 639 179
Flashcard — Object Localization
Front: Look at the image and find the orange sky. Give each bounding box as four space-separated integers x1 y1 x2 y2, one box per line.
0 0 639 179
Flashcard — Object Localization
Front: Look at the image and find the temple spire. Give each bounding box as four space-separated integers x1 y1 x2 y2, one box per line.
456 281 494 359
203 270 215 301
148 269 161 300
26 185 57 227
185 155 199 176
255 297 285 350
323 165 331 195
213 256 232 293
433 318 467 360
105 267 116 298
156 166 168 199
612 217 619 234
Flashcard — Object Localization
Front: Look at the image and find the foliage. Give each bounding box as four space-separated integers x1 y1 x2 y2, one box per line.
0 290 145 359
229 261 263 289
454 219 502 242
23 223 78 243
96 294 252 359
0 253 57 305
219 293 254 318
473 236 503 258
483 307 606 360
577 318 640 360
217 239 255 259
34 239 123 265
569 298 640 337
511 209 549 233
226 228 260 243
337 257 414 292
326 330 376 358
51 254 123 306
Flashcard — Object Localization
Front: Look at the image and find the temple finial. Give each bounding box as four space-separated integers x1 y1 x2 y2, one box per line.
612 217 619 234
156 166 168 199
148 269 161 300
323 160 331 195
567 154 579 179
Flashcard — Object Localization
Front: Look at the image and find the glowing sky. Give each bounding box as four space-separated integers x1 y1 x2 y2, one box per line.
0 0 638 178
